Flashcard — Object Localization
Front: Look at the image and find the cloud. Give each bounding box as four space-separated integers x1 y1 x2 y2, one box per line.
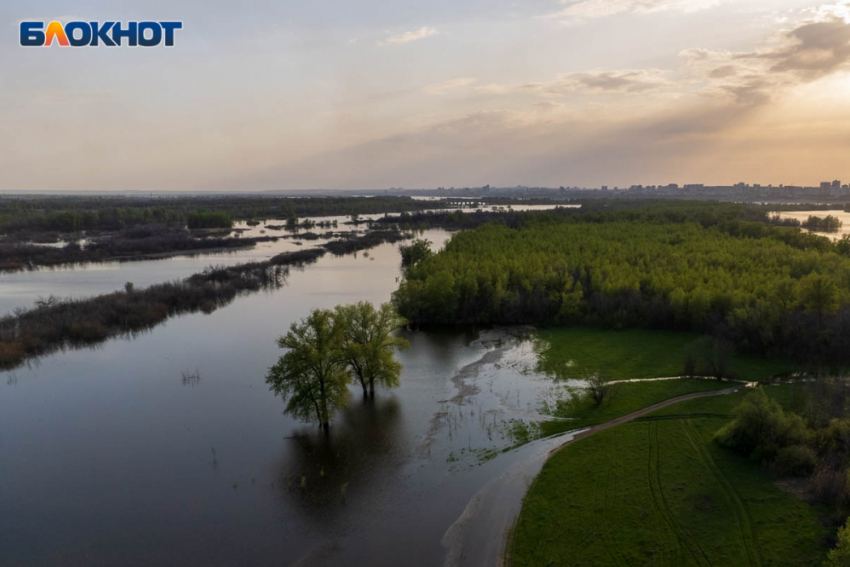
378 26 437 46
475 69 671 97
423 77 477 96
743 17 850 77
542 0 725 24
251 3 850 190
678 8 850 105
564 70 671 92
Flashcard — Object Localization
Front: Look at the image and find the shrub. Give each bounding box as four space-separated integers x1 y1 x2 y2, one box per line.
187 211 232 229
714 388 810 458
773 445 817 477
826 517 850 566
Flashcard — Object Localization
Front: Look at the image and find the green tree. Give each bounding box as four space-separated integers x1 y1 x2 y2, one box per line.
266 309 351 431
286 209 298 229
799 273 839 315
336 302 409 398
399 239 433 267
826 516 850 566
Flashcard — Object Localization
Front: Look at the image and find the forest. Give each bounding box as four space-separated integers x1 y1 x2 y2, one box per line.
392 204 850 367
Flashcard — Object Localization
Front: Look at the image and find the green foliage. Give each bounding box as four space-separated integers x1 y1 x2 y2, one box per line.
394 215 850 364
266 309 351 429
513 387 830 567
186 211 233 229
803 215 843 232
714 388 810 459
826 517 850 567
799 273 840 314
773 444 817 477
335 302 409 397
266 303 409 427
398 239 433 267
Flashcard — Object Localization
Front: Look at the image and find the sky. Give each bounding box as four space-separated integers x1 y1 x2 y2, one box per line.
3 0 850 191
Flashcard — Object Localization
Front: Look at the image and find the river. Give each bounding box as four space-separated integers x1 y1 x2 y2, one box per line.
0 224 573 566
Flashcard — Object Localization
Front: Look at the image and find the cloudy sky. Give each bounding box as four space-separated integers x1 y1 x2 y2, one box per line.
3 0 850 191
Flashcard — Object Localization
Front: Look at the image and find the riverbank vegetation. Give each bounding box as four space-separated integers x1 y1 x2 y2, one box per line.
393 208 850 367
511 385 832 567
803 215 844 233
0 226 279 273
398 238 433 267
0 230 407 370
186 211 233 229
266 303 408 430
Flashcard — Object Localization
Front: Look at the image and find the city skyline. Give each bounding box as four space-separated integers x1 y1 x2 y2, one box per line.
4 0 850 191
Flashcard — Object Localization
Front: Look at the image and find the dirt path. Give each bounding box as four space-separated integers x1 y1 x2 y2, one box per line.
550 384 747 457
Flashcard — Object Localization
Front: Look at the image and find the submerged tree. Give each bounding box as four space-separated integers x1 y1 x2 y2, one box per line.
266 309 351 431
335 302 409 398
399 239 433 268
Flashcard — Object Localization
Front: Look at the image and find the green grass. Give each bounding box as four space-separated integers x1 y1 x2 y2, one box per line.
535 327 797 382
512 385 831 567
539 379 734 437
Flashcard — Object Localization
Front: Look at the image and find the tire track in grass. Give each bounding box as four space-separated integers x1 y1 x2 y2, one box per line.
597 433 626 567
682 419 762 567
646 423 688 566
642 424 676 567
648 422 713 567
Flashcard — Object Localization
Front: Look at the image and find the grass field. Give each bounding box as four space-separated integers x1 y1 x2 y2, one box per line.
539 379 734 437
535 327 797 382
512 386 831 567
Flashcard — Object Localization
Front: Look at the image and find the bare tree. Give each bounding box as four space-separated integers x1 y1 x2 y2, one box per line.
586 374 619 407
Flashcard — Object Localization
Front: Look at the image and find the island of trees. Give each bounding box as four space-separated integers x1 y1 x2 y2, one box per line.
802 214 844 233
265 302 408 430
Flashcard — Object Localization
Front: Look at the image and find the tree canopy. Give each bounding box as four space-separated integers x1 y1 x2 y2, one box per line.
266 303 408 429
393 215 850 365
335 302 409 397
266 309 351 430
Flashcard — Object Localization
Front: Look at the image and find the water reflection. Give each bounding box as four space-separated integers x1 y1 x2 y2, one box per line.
277 396 403 513
0 229 566 567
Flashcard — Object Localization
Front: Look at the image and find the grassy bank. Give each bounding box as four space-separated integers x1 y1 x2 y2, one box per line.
512 386 831 567
539 379 734 437
535 327 797 382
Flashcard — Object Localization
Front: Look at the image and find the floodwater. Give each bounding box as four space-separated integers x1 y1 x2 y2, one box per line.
0 227 572 566
771 209 850 241
0 204 573 316
0 218 354 316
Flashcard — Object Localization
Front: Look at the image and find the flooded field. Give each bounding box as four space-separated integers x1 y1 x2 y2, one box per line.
0 226 573 566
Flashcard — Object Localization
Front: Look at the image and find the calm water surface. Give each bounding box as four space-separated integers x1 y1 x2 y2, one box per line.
772 209 850 241
0 205 572 316
0 228 570 566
